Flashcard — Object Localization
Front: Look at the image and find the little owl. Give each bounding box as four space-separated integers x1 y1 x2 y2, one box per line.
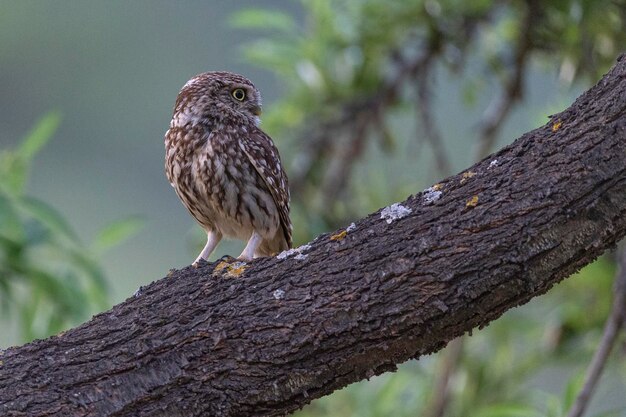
164 71 292 265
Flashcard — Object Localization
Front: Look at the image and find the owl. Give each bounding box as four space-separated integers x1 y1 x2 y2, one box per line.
164 71 292 265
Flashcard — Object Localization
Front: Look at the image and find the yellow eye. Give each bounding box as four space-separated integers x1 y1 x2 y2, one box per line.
232 88 246 101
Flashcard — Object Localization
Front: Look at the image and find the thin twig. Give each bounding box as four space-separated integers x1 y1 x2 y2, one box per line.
423 337 465 417
319 114 369 215
474 0 537 160
291 41 445 198
415 34 451 178
565 247 626 417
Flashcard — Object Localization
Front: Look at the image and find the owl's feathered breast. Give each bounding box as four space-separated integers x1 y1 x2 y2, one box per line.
165 122 292 248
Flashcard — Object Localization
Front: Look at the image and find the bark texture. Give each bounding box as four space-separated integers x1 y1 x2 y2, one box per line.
2 56 626 417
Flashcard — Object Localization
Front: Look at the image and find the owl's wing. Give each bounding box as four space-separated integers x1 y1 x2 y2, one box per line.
239 128 292 249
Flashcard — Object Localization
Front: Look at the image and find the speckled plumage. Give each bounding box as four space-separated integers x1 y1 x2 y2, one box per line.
164 71 292 264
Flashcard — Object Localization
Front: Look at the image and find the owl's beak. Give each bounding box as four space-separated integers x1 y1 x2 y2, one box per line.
250 104 262 116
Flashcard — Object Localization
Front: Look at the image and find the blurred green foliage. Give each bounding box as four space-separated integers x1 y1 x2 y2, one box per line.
0 113 142 342
232 1 626 416
232 0 626 242
234 0 624 129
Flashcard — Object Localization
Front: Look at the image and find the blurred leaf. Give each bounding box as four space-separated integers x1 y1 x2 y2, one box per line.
0 190 25 242
92 216 143 254
27 269 83 314
0 152 27 195
0 111 61 195
544 392 564 417
230 8 296 33
563 371 585 410
19 196 79 242
18 111 61 161
0 113 139 342
474 403 541 417
67 248 108 294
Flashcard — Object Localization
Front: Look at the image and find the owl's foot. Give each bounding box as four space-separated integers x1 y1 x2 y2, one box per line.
192 231 223 268
191 259 205 269
218 255 237 263
239 231 263 261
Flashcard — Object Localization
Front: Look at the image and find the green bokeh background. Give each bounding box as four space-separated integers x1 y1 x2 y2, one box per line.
0 1 300 334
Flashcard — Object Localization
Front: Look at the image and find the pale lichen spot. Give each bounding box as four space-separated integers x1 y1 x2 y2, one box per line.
381 203 412 224
277 249 296 259
346 222 357 232
488 159 499 169
423 186 443 205
272 289 285 300
277 244 312 260
294 253 308 260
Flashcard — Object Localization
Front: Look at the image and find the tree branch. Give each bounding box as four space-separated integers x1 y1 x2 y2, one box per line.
2 55 626 417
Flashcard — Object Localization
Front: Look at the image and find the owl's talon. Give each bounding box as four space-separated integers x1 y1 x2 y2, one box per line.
192 259 206 268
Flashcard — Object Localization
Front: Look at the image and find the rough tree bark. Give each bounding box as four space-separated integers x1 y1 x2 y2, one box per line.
2 55 626 417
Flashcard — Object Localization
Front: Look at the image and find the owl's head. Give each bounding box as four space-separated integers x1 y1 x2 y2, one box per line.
171 71 263 129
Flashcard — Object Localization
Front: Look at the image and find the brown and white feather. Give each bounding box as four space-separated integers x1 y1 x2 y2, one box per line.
238 128 292 249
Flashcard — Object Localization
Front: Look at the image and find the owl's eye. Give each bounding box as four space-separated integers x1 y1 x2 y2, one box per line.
232 88 246 101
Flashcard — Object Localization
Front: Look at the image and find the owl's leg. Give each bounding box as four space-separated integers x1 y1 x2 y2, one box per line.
239 231 263 261
193 230 222 267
